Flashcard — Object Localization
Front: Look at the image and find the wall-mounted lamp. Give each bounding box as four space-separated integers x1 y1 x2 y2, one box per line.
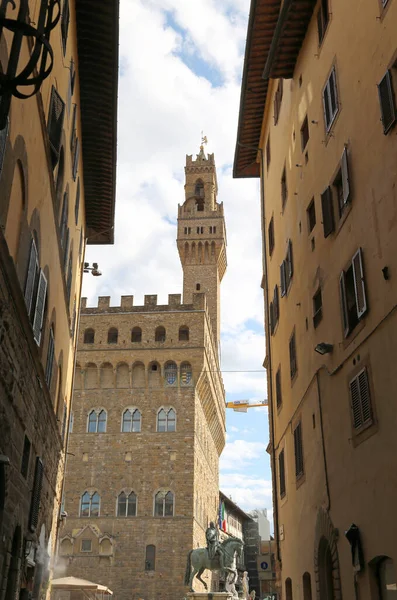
382 266 389 280
311 120 318 124
84 262 102 277
0 0 60 129
24 539 34 558
295 164 302 167
315 342 333 355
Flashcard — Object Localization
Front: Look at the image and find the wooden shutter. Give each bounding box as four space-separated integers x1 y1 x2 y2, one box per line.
276 368 282 408
322 81 331 130
274 285 279 324
321 187 335 237
70 105 77 151
48 87 65 168
0 117 9 177
378 71 396 134
280 262 286 296
279 450 286 497
293 423 304 477
349 368 372 430
66 254 73 302
287 239 293 278
60 191 69 246
63 229 70 271
269 301 274 335
289 333 297 379
45 328 55 386
72 138 80 180
75 179 80 225
341 147 350 206
339 271 350 337
268 218 274 255
32 270 47 345
24 239 39 314
61 0 70 53
352 248 367 318
29 457 44 532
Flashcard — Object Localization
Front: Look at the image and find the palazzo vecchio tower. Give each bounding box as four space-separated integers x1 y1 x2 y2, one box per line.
57 146 227 600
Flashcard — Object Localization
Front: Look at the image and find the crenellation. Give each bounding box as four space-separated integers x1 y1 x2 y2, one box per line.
121 295 134 309
98 296 111 309
168 294 181 306
144 294 157 306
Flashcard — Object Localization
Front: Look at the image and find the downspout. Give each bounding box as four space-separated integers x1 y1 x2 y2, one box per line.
316 370 331 512
237 142 280 564
262 0 294 79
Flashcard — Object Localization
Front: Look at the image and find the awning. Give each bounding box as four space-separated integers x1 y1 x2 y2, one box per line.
50 577 113 595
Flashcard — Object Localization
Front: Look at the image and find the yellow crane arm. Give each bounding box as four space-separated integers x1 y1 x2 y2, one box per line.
226 400 268 412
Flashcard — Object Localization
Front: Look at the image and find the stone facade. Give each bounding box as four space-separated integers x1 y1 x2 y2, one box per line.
0 3 118 600
235 1 397 599
58 150 227 600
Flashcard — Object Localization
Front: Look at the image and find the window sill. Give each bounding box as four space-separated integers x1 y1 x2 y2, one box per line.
296 472 306 490
334 201 352 238
342 318 366 350
290 371 298 387
324 108 341 146
351 420 378 448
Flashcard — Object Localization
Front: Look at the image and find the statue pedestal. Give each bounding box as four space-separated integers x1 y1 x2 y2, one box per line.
187 593 233 600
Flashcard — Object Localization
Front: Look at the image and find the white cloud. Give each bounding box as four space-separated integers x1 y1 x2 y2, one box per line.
220 439 267 471
219 472 273 513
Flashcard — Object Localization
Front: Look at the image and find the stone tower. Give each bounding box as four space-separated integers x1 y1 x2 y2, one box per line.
177 147 227 346
57 148 227 600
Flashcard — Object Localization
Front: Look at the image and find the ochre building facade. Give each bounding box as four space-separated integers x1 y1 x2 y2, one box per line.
235 0 397 599
58 150 227 600
0 2 118 600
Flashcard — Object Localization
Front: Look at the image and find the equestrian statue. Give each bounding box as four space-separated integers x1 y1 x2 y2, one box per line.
184 522 244 593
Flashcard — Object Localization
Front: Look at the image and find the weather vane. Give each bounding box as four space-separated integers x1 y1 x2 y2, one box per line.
201 131 208 147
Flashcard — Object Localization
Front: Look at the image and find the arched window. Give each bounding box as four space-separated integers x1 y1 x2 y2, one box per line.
108 327 118 344
180 362 192 385
195 180 204 199
318 538 334 599
179 326 189 341
116 363 129 388
376 557 397 598
85 362 97 389
80 491 100 517
164 362 177 385
84 328 94 344
87 409 107 433
117 492 137 517
145 545 156 571
155 326 166 342
122 409 141 433
285 578 293 600
131 327 142 342
157 408 176 432
302 572 312 600
154 491 174 517
100 363 114 388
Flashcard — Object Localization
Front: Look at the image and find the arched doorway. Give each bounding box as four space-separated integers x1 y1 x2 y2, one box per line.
318 538 334 599
285 577 293 600
303 572 312 600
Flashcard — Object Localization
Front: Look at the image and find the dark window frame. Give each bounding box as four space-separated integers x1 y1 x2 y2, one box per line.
275 367 282 409
300 115 310 151
268 217 275 256
107 328 118 344
47 87 65 169
289 330 297 380
378 69 396 134
317 0 329 45
279 449 286 497
313 288 323 328
340 248 367 338
61 0 70 55
307 198 316 233
293 421 304 479
322 66 339 132
84 328 95 344
274 78 284 125
281 166 287 208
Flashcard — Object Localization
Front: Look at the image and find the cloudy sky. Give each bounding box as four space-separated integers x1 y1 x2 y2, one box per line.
82 0 272 521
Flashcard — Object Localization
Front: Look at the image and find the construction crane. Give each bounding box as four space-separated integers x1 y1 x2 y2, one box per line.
225 399 268 412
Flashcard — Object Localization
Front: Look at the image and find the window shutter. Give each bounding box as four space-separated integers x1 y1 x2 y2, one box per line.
279 450 286 497
280 262 286 296
339 271 350 337
341 147 350 206
349 369 372 430
269 301 274 335
352 248 367 318
24 239 39 314
72 138 80 180
287 239 293 278
60 191 69 247
0 117 9 177
276 369 282 408
66 254 73 303
274 285 279 323
322 83 331 130
48 88 65 168
70 105 77 151
321 187 335 237
45 328 55 387
293 423 304 477
75 179 80 225
378 71 396 134
63 229 70 271
32 270 47 345
61 0 70 54
330 68 338 116
29 457 44 532
349 376 362 428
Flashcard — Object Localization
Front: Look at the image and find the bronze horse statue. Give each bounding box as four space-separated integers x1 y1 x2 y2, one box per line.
184 536 244 592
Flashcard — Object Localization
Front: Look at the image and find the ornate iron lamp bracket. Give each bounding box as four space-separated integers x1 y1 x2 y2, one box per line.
0 0 60 129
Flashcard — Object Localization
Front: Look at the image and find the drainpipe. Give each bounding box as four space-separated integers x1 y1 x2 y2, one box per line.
316 371 331 512
237 142 280 565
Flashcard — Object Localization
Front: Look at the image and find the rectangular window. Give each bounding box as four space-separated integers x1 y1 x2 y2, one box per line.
266 136 271 170
21 436 31 479
285 239 293 289
280 261 287 297
281 166 287 208
269 301 275 335
48 87 65 169
340 248 367 337
45 328 55 386
307 198 316 233
275 368 282 409
268 217 275 256
378 70 396 134
61 0 70 55
81 539 92 552
349 368 373 430
24 239 39 318
273 285 279 328
29 457 44 532
279 449 286 497
209 226 212 233
313 288 323 328
317 0 329 44
323 67 339 131
289 330 297 380
0 117 9 178
321 186 335 237
32 270 48 346
273 78 284 125
293 422 304 478
72 138 80 181
213 226 216 233
300 116 309 151
196 227 200 234
334 147 351 217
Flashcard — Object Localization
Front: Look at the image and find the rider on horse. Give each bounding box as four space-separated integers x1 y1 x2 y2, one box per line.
206 522 223 564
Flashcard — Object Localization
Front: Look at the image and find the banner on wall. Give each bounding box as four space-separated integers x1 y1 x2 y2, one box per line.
218 501 227 532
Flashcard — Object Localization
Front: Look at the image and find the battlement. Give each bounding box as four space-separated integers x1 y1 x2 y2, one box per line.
185 152 215 168
80 292 208 314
